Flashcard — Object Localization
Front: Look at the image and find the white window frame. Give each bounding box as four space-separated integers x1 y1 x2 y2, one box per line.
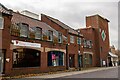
0 16 4 29
70 35 74 43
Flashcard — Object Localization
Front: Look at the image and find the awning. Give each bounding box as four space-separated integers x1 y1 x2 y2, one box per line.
109 52 118 58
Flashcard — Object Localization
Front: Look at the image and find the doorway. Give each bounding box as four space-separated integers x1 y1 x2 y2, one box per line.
69 54 75 68
0 50 4 74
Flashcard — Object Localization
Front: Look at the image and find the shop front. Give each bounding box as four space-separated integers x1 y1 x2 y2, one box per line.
10 40 42 75
13 48 41 68
83 52 93 68
47 51 65 71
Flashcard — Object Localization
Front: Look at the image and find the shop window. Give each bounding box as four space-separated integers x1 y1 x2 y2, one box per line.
35 27 42 39
77 37 81 45
48 30 53 41
84 53 92 65
70 35 74 43
13 48 40 68
48 51 64 66
0 16 4 29
19 23 29 37
58 32 62 43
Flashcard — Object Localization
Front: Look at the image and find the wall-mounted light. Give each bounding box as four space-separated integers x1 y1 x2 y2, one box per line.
6 58 10 62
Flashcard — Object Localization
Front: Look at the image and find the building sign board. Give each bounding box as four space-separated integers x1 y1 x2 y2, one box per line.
12 40 41 48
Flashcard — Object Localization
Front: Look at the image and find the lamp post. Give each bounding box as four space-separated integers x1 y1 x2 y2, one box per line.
66 43 69 70
78 30 81 71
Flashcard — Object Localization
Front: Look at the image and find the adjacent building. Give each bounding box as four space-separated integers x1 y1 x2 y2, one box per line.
80 14 110 67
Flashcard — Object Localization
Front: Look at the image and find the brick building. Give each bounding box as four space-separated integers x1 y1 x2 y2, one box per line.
80 14 110 67
0 4 83 76
0 3 110 76
41 14 84 69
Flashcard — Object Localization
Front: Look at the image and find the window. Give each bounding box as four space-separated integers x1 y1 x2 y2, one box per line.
13 48 40 68
0 16 4 29
100 47 102 52
58 32 62 43
35 27 42 39
77 37 81 44
84 53 92 65
84 39 87 47
48 30 53 41
48 51 64 66
20 23 29 37
89 40 92 48
70 35 74 43
87 40 90 48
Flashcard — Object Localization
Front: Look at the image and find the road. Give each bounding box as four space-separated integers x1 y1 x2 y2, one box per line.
61 66 119 78
2 66 119 80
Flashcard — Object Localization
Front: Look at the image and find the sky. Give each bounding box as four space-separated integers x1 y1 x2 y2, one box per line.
1 0 119 49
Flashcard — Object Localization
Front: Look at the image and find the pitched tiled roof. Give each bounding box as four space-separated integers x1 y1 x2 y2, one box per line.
0 3 12 15
11 12 59 36
42 14 79 35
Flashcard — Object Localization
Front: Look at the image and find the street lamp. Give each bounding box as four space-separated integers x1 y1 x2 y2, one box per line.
66 43 70 70
78 30 81 71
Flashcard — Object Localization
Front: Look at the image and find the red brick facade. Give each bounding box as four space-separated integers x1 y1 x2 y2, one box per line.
0 4 110 76
80 15 110 67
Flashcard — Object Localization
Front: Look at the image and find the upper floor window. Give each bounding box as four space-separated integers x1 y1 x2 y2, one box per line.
19 23 29 37
58 32 62 43
89 40 92 48
77 37 81 45
70 35 74 43
84 39 87 47
35 27 42 39
0 16 4 29
48 30 53 41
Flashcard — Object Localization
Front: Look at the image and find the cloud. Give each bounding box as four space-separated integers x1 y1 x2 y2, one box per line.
0 0 118 48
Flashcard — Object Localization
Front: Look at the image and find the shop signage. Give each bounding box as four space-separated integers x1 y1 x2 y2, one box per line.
12 40 41 48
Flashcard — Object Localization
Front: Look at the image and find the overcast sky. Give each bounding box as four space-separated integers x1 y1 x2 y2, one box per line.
1 0 119 49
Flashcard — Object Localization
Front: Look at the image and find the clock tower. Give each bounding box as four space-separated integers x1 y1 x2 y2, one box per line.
86 14 110 67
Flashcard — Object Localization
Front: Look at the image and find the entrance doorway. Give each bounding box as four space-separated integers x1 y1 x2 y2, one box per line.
0 50 4 74
69 54 75 68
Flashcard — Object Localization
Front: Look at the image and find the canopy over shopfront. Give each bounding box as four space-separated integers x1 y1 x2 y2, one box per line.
109 52 118 58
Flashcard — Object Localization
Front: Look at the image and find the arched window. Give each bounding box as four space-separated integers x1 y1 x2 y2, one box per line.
18 23 29 37
13 48 40 68
35 27 42 39
48 30 53 41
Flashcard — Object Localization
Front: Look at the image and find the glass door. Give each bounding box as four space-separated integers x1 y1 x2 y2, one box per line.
0 50 4 74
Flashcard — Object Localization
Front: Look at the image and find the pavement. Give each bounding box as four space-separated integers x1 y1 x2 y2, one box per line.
0 66 118 79
27 66 118 78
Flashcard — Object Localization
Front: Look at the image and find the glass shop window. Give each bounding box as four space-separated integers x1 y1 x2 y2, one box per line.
13 48 40 68
48 51 64 66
